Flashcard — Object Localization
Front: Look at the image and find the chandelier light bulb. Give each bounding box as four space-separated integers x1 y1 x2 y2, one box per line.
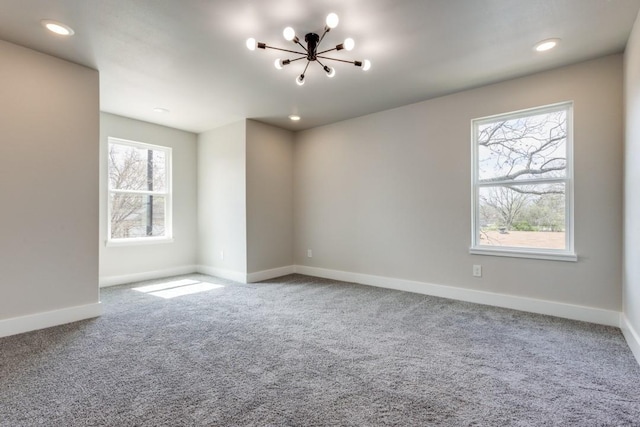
296 74 305 86
324 66 336 78
283 27 296 41
362 59 371 71
326 13 339 29
344 38 355 51
275 59 290 69
246 38 257 50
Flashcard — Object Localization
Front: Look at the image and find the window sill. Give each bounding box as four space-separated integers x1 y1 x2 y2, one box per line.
469 246 577 262
106 237 174 247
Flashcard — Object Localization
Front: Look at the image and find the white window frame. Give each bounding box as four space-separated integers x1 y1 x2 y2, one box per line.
107 137 173 247
470 102 576 262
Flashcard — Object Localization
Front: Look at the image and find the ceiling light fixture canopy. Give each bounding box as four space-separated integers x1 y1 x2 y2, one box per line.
246 13 370 85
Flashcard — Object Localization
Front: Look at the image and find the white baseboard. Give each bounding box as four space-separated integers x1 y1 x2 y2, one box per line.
621 313 640 366
101 264 296 288
294 265 620 327
0 302 102 338
99 265 198 287
197 265 247 284
247 265 296 283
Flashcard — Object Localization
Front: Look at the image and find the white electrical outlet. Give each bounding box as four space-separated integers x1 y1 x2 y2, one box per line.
307 249 313 258
473 265 482 277
220 250 224 260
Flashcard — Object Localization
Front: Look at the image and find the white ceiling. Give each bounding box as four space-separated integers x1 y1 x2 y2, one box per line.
1 0 639 132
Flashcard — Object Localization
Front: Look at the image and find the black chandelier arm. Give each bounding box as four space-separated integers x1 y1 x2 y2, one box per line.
318 27 330 44
295 40 309 53
315 57 329 69
317 55 358 65
316 47 338 55
288 55 308 63
263 45 307 56
301 60 311 75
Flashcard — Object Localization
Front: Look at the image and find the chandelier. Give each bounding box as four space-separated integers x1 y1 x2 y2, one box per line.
246 13 371 86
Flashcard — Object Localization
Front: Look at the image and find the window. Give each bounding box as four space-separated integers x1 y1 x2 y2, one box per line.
107 137 172 245
470 102 575 261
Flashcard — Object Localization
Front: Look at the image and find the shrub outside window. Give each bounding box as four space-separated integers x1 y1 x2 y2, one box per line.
107 137 172 245
470 102 576 261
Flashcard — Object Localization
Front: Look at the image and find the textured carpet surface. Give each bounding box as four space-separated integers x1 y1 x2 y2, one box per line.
1 274 639 426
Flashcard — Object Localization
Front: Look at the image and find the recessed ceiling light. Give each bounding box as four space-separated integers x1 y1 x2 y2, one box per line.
534 38 560 52
289 115 301 121
153 107 170 113
41 19 74 36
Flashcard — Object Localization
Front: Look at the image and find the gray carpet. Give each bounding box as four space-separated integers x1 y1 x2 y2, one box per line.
1 274 639 426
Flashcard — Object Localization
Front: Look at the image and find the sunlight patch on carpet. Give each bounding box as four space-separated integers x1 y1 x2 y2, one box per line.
133 279 224 299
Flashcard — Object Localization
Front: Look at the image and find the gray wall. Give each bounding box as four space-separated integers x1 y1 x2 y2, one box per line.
246 120 294 273
624 12 640 342
294 54 623 311
197 119 294 279
197 121 247 275
0 40 99 319
99 113 198 283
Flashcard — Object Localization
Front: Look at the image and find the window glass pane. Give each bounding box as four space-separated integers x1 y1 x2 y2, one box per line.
108 144 166 192
478 183 565 250
477 110 567 182
110 194 165 239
